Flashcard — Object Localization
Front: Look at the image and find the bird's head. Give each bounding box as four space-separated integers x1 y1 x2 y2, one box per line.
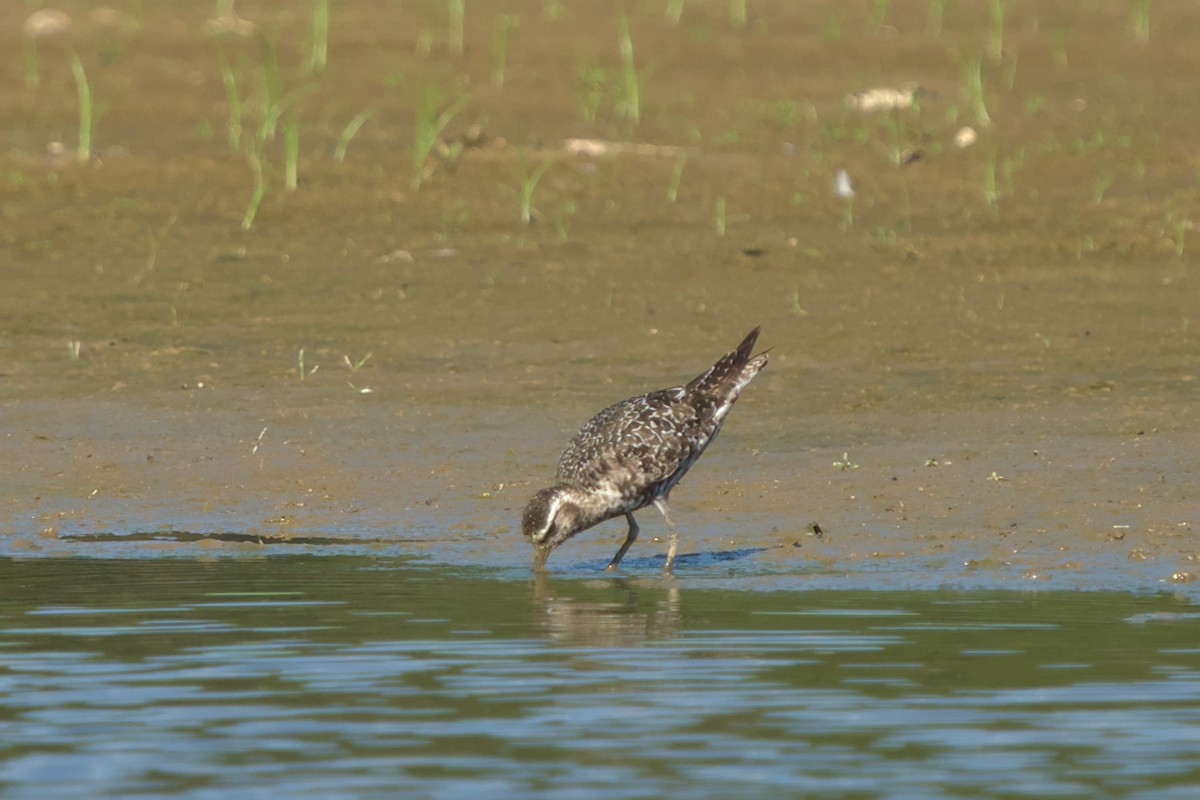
521 485 584 566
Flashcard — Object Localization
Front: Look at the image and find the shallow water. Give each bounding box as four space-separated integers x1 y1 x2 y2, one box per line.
2 557 1198 799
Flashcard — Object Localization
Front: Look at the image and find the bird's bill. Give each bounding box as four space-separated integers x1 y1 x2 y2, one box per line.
533 545 551 571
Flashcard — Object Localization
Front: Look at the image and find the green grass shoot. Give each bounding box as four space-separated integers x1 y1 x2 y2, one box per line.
791 288 808 317
334 108 373 162
449 0 465 56
730 0 747 29
67 47 93 163
987 0 1006 62
1165 206 1187 256
306 0 329 74
927 0 948 36
883 108 903 165
412 87 470 189
144 214 178 273
1003 49 1019 91
256 83 316 149
1051 29 1069 66
283 120 299 190
218 51 242 152
242 34 316 166
492 15 518 87
835 169 855 231
667 153 687 203
519 159 554 224
242 151 266 230
867 0 890 36
1131 0 1150 43
574 63 607 124
616 16 639 124
982 145 999 208
416 30 434 57
256 36 282 136
833 452 859 471
715 197 726 236
962 51 991 127
23 38 40 90
343 353 372 373
554 201 576 241
666 0 686 25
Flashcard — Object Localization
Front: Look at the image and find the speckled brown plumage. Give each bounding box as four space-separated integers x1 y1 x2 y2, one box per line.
522 327 768 573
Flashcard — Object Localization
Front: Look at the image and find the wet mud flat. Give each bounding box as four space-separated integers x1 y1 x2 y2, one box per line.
0 2 1196 593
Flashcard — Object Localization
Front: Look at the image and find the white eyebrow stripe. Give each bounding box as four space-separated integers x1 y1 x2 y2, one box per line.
540 494 564 540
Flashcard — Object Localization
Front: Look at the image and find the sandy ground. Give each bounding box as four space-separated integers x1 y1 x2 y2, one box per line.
1 1 1196 593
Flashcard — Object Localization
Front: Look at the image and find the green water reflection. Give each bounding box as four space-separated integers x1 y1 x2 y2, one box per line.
1 557 1197 799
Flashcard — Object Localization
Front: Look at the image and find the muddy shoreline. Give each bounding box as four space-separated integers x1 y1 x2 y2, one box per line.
1 2 1196 592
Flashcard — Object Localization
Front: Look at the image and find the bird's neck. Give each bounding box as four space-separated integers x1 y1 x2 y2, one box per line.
558 483 633 532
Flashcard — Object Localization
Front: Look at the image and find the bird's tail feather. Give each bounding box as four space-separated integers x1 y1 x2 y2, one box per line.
685 327 769 398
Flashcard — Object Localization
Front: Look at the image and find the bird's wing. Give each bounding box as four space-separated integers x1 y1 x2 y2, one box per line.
556 389 696 491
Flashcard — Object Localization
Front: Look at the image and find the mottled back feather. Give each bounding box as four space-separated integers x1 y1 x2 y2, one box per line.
553 327 768 517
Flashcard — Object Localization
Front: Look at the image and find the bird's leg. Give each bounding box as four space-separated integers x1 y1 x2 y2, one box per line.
606 513 639 571
653 497 680 574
